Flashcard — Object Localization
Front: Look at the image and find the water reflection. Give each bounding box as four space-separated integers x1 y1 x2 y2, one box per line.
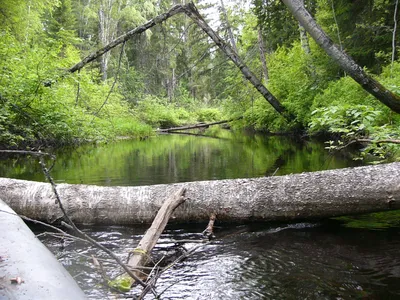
0 131 360 186
4 131 394 299
34 221 400 299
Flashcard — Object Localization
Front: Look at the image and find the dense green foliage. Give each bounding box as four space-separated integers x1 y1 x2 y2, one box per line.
1 0 400 160
0 0 220 148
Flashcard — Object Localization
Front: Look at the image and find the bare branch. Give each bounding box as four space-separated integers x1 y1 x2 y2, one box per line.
337 138 400 150
38 157 148 289
0 150 55 159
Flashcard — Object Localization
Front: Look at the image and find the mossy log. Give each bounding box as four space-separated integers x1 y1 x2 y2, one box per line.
0 163 400 225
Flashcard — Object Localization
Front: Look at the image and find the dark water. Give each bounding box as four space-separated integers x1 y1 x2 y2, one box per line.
36 221 400 299
2 132 400 299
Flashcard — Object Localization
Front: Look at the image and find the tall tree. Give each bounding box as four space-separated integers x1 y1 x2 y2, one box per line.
281 0 400 114
46 0 78 46
97 0 117 81
219 0 238 52
297 0 311 55
257 25 269 82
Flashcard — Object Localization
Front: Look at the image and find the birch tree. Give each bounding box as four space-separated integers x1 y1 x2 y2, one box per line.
281 0 400 114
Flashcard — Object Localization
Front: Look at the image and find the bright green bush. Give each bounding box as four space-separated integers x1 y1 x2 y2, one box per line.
311 76 375 110
267 42 318 126
309 104 400 160
134 96 195 128
196 108 222 122
0 30 153 147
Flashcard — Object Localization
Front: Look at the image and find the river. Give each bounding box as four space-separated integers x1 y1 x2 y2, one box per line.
1 131 400 299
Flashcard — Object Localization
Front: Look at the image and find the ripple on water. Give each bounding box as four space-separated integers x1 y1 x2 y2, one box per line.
33 222 400 299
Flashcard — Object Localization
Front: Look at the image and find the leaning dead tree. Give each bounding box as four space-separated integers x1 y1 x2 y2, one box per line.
68 3 291 121
281 0 400 114
1 163 399 225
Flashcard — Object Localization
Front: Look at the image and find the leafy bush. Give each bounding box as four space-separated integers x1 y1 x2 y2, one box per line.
196 108 222 122
309 104 400 160
135 96 196 128
311 76 375 110
0 30 155 148
267 42 318 126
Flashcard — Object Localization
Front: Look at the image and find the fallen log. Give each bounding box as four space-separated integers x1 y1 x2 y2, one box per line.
0 199 87 300
156 117 242 133
1 163 400 225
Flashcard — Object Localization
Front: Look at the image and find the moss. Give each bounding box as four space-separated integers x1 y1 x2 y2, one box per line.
108 276 132 292
335 210 400 230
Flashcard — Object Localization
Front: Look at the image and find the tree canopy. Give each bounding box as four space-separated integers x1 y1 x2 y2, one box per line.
1 0 399 160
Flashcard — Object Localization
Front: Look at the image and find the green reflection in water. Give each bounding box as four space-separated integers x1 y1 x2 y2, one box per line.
335 211 400 230
0 130 360 187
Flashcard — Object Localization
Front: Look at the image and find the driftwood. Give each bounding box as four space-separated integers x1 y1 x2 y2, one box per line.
156 117 240 133
1 163 400 224
119 187 186 288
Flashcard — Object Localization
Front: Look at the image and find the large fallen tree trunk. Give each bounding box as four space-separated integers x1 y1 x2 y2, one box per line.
1 163 399 224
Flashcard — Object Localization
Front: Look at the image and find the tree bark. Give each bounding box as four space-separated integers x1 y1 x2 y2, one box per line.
220 0 238 53
156 117 241 132
98 3 112 81
281 0 400 114
1 163 399 225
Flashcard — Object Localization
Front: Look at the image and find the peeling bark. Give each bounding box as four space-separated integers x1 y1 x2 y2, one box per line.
281 0 400 114
1 163 400 225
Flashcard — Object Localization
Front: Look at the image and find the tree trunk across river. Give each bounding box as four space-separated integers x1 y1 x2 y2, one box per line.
1 163 399 225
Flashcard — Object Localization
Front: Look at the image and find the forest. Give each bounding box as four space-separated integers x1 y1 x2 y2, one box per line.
1 0 400 161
